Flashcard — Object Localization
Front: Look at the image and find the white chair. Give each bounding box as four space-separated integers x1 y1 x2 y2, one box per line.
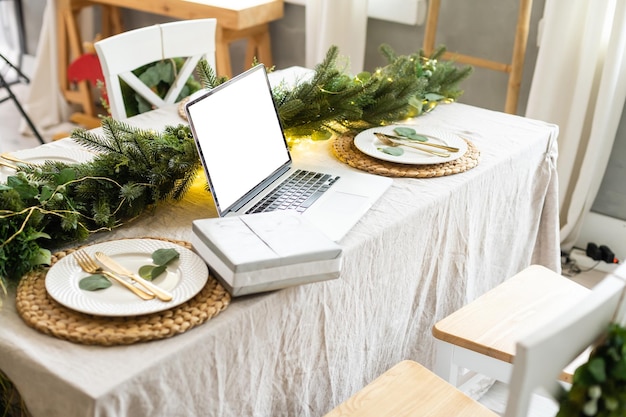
432 265 590 388
95 18 217 120
323 273 626 417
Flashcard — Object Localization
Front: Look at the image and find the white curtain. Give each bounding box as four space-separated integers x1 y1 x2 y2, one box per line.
305 0 369 75
22 0 70 133
525 0 626 250
21 0 96 135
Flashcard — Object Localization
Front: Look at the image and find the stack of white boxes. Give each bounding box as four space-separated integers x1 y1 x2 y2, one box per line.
191 211 343 296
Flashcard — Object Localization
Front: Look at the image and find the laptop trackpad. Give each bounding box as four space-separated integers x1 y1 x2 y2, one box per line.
320 192 369 213
304 192 370 240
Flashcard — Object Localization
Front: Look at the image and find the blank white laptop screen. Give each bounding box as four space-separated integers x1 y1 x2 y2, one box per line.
185 65 393 242
186 66 291 213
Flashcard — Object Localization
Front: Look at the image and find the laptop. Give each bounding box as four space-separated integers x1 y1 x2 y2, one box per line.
184 65 392 241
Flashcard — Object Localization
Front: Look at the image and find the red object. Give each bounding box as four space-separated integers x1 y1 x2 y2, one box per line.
67 53 104 86
67 53 108 105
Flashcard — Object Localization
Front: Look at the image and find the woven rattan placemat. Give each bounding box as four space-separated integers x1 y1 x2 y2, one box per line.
15 238 231 346
332 133 480 178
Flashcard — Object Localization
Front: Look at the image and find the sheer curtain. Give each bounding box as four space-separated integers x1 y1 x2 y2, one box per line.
304 0 369 75
525 0 626 250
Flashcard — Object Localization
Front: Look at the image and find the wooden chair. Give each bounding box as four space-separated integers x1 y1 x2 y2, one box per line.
323 273 626 417
431 265 590 388
94 18 216 120
423 0 533 114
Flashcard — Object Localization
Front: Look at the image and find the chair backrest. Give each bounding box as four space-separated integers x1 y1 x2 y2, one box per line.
95 18 217 119
503 273 626 417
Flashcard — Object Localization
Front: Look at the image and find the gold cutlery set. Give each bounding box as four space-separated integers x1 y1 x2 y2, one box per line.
74 250 173 301
374 132 460 157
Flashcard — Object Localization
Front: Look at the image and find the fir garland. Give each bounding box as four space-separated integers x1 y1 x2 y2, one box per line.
0 44 472 294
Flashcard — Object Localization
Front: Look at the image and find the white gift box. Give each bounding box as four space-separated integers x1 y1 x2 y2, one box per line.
191 211 343 296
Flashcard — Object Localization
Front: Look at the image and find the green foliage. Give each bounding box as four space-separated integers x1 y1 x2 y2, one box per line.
0 43 472 288
557 324 626 417
120 58 203 117
268 44 472 139
0 121 200 288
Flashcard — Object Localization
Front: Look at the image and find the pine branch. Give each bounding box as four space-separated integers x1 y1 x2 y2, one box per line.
197 60 228 90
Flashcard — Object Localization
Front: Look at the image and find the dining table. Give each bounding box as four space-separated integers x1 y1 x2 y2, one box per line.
0 68 561 417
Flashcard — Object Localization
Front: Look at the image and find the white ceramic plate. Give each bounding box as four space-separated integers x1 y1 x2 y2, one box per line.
353 124 467 165
0 146 94 182
45 239 209 317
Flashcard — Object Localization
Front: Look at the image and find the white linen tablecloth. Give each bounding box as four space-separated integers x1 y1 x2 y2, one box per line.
0 100 560 417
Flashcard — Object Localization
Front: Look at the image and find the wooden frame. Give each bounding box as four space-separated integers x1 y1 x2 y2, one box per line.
55 0 283 127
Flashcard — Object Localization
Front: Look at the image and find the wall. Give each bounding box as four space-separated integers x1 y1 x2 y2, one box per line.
15 1 545 116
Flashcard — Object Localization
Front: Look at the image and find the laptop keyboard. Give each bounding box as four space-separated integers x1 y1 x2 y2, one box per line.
246 169 339 214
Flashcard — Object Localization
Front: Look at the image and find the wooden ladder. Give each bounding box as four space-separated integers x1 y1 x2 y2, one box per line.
422 0 534 114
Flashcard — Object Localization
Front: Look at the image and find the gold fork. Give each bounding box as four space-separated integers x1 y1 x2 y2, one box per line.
73 250 155 300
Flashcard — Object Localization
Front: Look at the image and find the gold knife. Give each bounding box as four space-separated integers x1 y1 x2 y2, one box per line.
94 252 174 301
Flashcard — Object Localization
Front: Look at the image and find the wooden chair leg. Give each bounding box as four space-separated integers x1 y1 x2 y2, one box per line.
245 24 273 68
215 26 233 78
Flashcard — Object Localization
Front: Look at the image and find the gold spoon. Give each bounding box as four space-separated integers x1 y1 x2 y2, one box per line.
375 134 450 158
374 132 460 153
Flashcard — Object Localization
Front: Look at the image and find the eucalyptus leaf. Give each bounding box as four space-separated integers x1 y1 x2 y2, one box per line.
393 127 417 137
378 146 404 156
7 176 38 200
55 168 76 185
139 61 174 87
79 274 112 291
405 133 428 142
138 264 167 281
424 92 445 101
29 248 51 267
24 231 50 242
587 357 607 383
311 130 332 141
152 248 180 266
393 126 427 142
39 185 54 201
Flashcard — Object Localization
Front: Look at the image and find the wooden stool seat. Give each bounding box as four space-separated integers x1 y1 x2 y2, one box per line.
325 274 626 417
323 360 497 417
432 264 590 385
